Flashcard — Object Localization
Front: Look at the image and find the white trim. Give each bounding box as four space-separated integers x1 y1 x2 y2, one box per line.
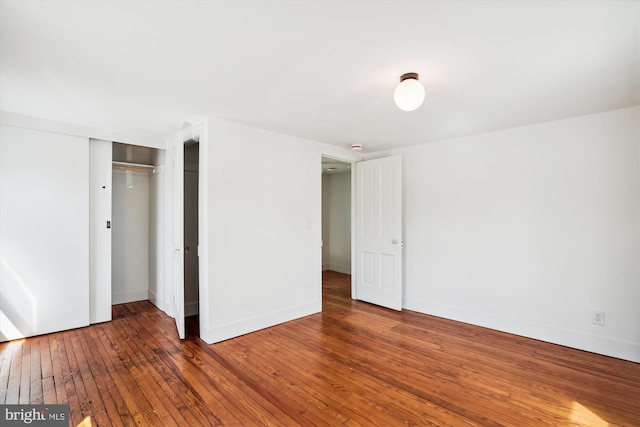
164 135 178 322
0 111 164 149
318 141 363 162
200 301 320 344
350 163 357 299
163 119 209 339
112 289 148 305
148 290 171 316
405 298 640 363
325 264 351 275
193 120 209 337
185 301 199 317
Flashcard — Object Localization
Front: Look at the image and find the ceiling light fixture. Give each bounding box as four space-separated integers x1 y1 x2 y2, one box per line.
394 72 425 112
351 143 363 151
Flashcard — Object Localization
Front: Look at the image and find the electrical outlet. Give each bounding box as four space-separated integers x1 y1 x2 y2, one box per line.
592 311 605 325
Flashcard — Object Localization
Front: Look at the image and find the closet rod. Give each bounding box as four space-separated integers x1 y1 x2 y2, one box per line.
112 161 155 173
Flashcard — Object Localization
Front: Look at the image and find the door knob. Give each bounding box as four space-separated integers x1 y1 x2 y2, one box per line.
185 246 190 253
392 239 398 244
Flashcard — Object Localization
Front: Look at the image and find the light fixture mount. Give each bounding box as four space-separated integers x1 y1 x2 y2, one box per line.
400 72 419 82
394 72 425 112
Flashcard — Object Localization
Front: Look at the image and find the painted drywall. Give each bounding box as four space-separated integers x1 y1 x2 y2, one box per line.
111 169 150 304
4 108 635 362
0 124 89 340
201 118 321 343
322 172 352 273
0 111 164 149
367 106 640 362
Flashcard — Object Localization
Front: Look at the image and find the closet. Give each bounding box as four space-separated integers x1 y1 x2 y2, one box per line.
0 125 90 340
111 143 163 306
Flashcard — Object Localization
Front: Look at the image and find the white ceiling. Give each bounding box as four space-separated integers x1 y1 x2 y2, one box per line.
1 0 638 152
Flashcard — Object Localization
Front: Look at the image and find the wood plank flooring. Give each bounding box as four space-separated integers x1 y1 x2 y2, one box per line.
1 271 639 426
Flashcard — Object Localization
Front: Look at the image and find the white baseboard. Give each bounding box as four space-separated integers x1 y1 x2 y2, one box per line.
148 292 198 318
404 298 640 363
112 289 148 305
200 300 321 344
326 264 351 274
185 301 199 317
148 290 171 316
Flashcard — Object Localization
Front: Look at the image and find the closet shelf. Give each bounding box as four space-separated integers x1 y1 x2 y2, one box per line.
112 161 155 173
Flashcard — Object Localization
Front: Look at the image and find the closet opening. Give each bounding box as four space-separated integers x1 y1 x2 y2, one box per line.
111 142 164 311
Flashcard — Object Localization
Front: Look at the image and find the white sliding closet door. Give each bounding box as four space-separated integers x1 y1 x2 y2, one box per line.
0 125 90 340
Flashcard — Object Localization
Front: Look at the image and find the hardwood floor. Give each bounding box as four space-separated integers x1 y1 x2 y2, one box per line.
1 271 639 426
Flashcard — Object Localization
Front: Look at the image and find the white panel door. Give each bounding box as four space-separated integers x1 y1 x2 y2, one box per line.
89 139 112 324
170 137 185 339
355 156 403 310
0 125 90 340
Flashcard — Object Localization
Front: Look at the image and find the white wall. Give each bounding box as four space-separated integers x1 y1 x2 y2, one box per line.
201 118 321 343
368 106 640 362
322 172 352 274
0 111 164 149
111 169 150 304
4 108 636 362
0 125 90 340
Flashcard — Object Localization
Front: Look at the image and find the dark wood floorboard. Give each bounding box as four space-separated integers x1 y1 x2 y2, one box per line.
1 270 638 426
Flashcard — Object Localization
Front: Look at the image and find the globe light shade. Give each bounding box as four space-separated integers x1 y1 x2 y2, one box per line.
393 73 425 112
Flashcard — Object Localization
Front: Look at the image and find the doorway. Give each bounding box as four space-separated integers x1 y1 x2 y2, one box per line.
320 155 404 311
111 142 162 308
183 139 200 337
321 156 352 298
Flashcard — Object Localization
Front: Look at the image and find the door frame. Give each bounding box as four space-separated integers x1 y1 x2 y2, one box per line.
167 120 209 339
319 146 362 300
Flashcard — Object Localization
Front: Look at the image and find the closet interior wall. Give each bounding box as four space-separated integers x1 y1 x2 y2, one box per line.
111 142 163 305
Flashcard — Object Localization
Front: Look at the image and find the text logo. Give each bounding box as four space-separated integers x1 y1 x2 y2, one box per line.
1 405 69 426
